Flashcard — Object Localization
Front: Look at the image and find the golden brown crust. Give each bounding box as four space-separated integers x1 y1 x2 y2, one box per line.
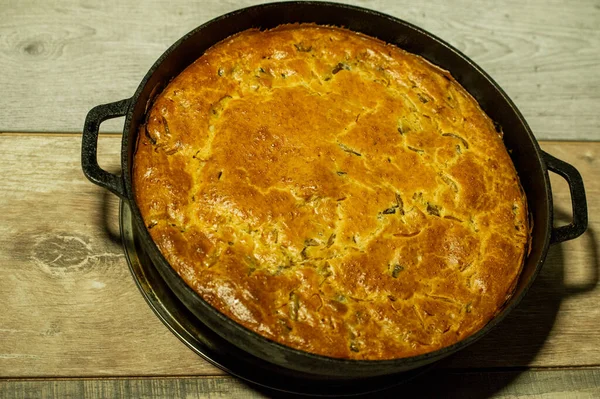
133 24 529 360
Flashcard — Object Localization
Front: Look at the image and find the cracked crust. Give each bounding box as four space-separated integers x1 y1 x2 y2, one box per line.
132 24 529 360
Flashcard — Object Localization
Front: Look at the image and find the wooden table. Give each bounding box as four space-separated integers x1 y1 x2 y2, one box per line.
1 1 598 397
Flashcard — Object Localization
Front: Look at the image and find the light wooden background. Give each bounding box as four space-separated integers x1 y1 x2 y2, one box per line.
1 0 599 140
0 0 599 398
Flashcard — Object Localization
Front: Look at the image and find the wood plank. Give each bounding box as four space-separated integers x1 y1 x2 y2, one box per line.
0 134 598 378
2 368 600 399
0 134 221 377
0 377 263 399
0 0 598 140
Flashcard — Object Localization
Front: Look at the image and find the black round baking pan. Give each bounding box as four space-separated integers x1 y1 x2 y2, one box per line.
82 1 588 379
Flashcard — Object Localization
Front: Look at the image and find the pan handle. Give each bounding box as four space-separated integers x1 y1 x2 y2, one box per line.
543 151 588 245
82 98 131 200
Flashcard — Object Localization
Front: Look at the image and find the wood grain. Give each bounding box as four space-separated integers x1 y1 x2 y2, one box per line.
0 134 220 377
2 369 600 399
0 0 599 139
0 134 598 378
0 377 265 399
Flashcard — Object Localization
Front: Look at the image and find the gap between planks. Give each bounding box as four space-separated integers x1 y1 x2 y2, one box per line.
2 365 600 381
2 369 600 399
0 132 123 137
1 132 599 145
1 132 600 146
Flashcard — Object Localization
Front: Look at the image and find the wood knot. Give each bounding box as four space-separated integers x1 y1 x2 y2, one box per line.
22 40 45 56
10 24 96 61
31 234 123 277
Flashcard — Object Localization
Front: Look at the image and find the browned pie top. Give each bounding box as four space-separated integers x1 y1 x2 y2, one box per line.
133 24 529 360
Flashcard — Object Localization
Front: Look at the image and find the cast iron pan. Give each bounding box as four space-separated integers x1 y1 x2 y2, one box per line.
82 1 588 379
